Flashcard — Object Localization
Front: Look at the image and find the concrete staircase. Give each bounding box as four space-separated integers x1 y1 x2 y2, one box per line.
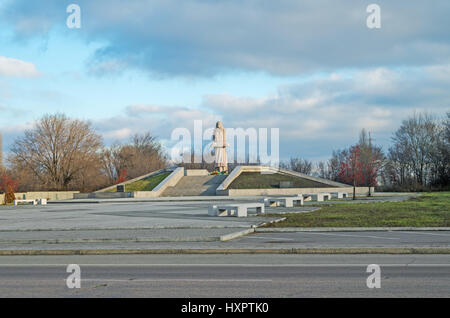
161 175 228 197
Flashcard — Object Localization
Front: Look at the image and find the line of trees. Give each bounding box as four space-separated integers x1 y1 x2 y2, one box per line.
101 132 167 185
384 112 449 190
2 111 449 194
4 114 168 192
286 112 449 191
280 157 313 175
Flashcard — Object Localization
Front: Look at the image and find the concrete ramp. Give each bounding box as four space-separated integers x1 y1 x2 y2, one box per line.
162 175 227 196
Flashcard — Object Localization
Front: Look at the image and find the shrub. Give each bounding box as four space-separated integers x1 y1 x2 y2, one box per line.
0 173 18 205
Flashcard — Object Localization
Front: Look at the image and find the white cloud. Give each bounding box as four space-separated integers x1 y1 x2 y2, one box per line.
425 64 450 82
0 56 41 78
3 1 450 77
356 117 391 131
1 121 36 133
355 68 398 95
103 128 132 140
85 65 450 159
10 64 448 160
204 92 322 116
203 94 264 113
88 59 126 77
371 108 392 117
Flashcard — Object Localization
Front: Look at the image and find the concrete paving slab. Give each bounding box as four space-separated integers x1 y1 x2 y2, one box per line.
0 228 249 243
0 201 281 231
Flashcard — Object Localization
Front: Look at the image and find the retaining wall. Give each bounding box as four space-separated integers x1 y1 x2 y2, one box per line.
216 187 374 196
73 167 185 199
96 167 175 193
1 191 79 203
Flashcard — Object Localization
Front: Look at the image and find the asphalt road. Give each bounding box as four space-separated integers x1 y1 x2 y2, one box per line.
237 230 450 248
2 230 448 251
0 254 448 297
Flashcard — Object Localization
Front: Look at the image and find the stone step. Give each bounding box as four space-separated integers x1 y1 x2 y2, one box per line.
162 175 227 197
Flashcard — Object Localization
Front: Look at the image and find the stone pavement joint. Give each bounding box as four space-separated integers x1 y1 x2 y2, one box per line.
256 227 450 232
0 228 250 244
0 247 449 256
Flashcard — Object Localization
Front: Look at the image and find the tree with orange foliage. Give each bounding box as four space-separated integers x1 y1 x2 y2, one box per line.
338 145 364 200
0 173 18 205
115 169 128 184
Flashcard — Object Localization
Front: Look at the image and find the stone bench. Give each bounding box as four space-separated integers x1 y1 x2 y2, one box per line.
13 199 37 206
302 193 331 202
260 196 304 208
208 203 265 218
13 199 47 206
331 192 349 199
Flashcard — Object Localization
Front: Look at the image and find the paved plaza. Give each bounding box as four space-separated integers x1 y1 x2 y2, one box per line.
0 200 279 250
0 196 448 251
0 200 279 231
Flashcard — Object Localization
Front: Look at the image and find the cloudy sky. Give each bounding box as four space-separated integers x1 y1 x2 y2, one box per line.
0 0 449 162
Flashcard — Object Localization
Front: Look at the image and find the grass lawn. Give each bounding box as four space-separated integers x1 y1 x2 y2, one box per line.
265 192 450 227
228 172 335 189
106 172 171 192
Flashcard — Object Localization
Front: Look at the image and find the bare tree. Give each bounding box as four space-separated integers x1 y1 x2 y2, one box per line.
100 144 120 184
316 161 331 179
430 112 450 186
9 114 103 190
100 132 168 183
358 129 385 194
444 112 450 144
328 149 348 181
390 113 438 186
280 157 313 175
384 111 450 190
128 132 167 178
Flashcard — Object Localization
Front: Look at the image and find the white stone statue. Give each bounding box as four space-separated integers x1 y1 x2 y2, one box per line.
212 121 228 173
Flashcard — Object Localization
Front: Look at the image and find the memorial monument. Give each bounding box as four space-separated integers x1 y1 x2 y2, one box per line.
212 121 228 173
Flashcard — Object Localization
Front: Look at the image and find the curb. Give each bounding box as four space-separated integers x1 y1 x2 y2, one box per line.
48 196 257 204
0 247 449 256
0 226 253 232
255 217 287 228
220 228 255 241
256 227 450 232
0 237 220 244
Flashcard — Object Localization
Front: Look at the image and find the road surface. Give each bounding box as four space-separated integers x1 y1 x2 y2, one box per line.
0 254 448 297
